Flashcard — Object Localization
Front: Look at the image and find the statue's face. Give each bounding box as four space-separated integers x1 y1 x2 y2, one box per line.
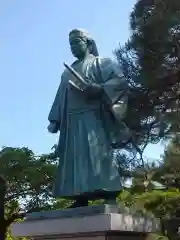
69 37 88 59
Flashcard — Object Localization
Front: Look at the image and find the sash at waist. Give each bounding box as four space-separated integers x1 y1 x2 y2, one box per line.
67 106 100 115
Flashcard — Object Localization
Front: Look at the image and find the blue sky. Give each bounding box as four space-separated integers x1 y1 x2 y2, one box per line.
0 0 164 158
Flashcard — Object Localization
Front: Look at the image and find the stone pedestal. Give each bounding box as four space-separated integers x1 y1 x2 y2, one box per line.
11 205 160 240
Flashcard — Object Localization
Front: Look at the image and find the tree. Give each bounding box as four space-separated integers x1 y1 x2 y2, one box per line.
0 175 7 240
0 147 58 237
157 136 180 190
113 3 180 238
120 135 180 239
115 0 180 153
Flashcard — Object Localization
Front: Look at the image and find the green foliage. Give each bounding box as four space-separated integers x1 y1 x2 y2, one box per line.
0 147 58 239
115 134 180 239
133 190 180 218
114 3 180 238
0 147 57 212
115 0 180 149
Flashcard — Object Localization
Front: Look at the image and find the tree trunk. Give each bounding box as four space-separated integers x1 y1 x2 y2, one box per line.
0 176 6 240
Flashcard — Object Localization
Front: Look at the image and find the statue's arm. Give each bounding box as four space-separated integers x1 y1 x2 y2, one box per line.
98 57 128 101
97 57 129 121
47 80 64 134
85 57 128 99
98 57 126 83
84 82 103 97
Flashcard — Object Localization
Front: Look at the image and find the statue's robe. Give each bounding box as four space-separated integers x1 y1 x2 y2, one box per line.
48 54 128 198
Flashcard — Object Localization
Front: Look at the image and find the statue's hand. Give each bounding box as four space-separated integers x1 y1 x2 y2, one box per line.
85 83 103 97
47 122 59 133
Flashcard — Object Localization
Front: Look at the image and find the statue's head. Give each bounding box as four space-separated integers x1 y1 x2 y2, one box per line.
69 29 99 59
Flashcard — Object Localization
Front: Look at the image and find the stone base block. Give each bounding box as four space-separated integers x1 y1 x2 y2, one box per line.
11 205 160 240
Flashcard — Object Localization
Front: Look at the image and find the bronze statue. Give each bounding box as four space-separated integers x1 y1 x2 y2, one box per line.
47 29 129 207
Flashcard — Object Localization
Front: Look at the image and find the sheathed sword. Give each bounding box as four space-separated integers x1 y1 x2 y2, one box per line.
64 62 88 91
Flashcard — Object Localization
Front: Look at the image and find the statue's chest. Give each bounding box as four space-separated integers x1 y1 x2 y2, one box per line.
63 60 98 109
63 59 96 85
71 61 91 81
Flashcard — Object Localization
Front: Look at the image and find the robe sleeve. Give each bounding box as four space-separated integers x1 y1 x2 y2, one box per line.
97 57 129 121
48 72 69 126
48 66 70 125
97 57 128 104
48 83 61 124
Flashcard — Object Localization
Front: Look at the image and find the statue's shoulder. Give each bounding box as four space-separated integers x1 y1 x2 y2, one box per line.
95 56 119 73
71 60 78 67
96 56 113 67
61 60 78 78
